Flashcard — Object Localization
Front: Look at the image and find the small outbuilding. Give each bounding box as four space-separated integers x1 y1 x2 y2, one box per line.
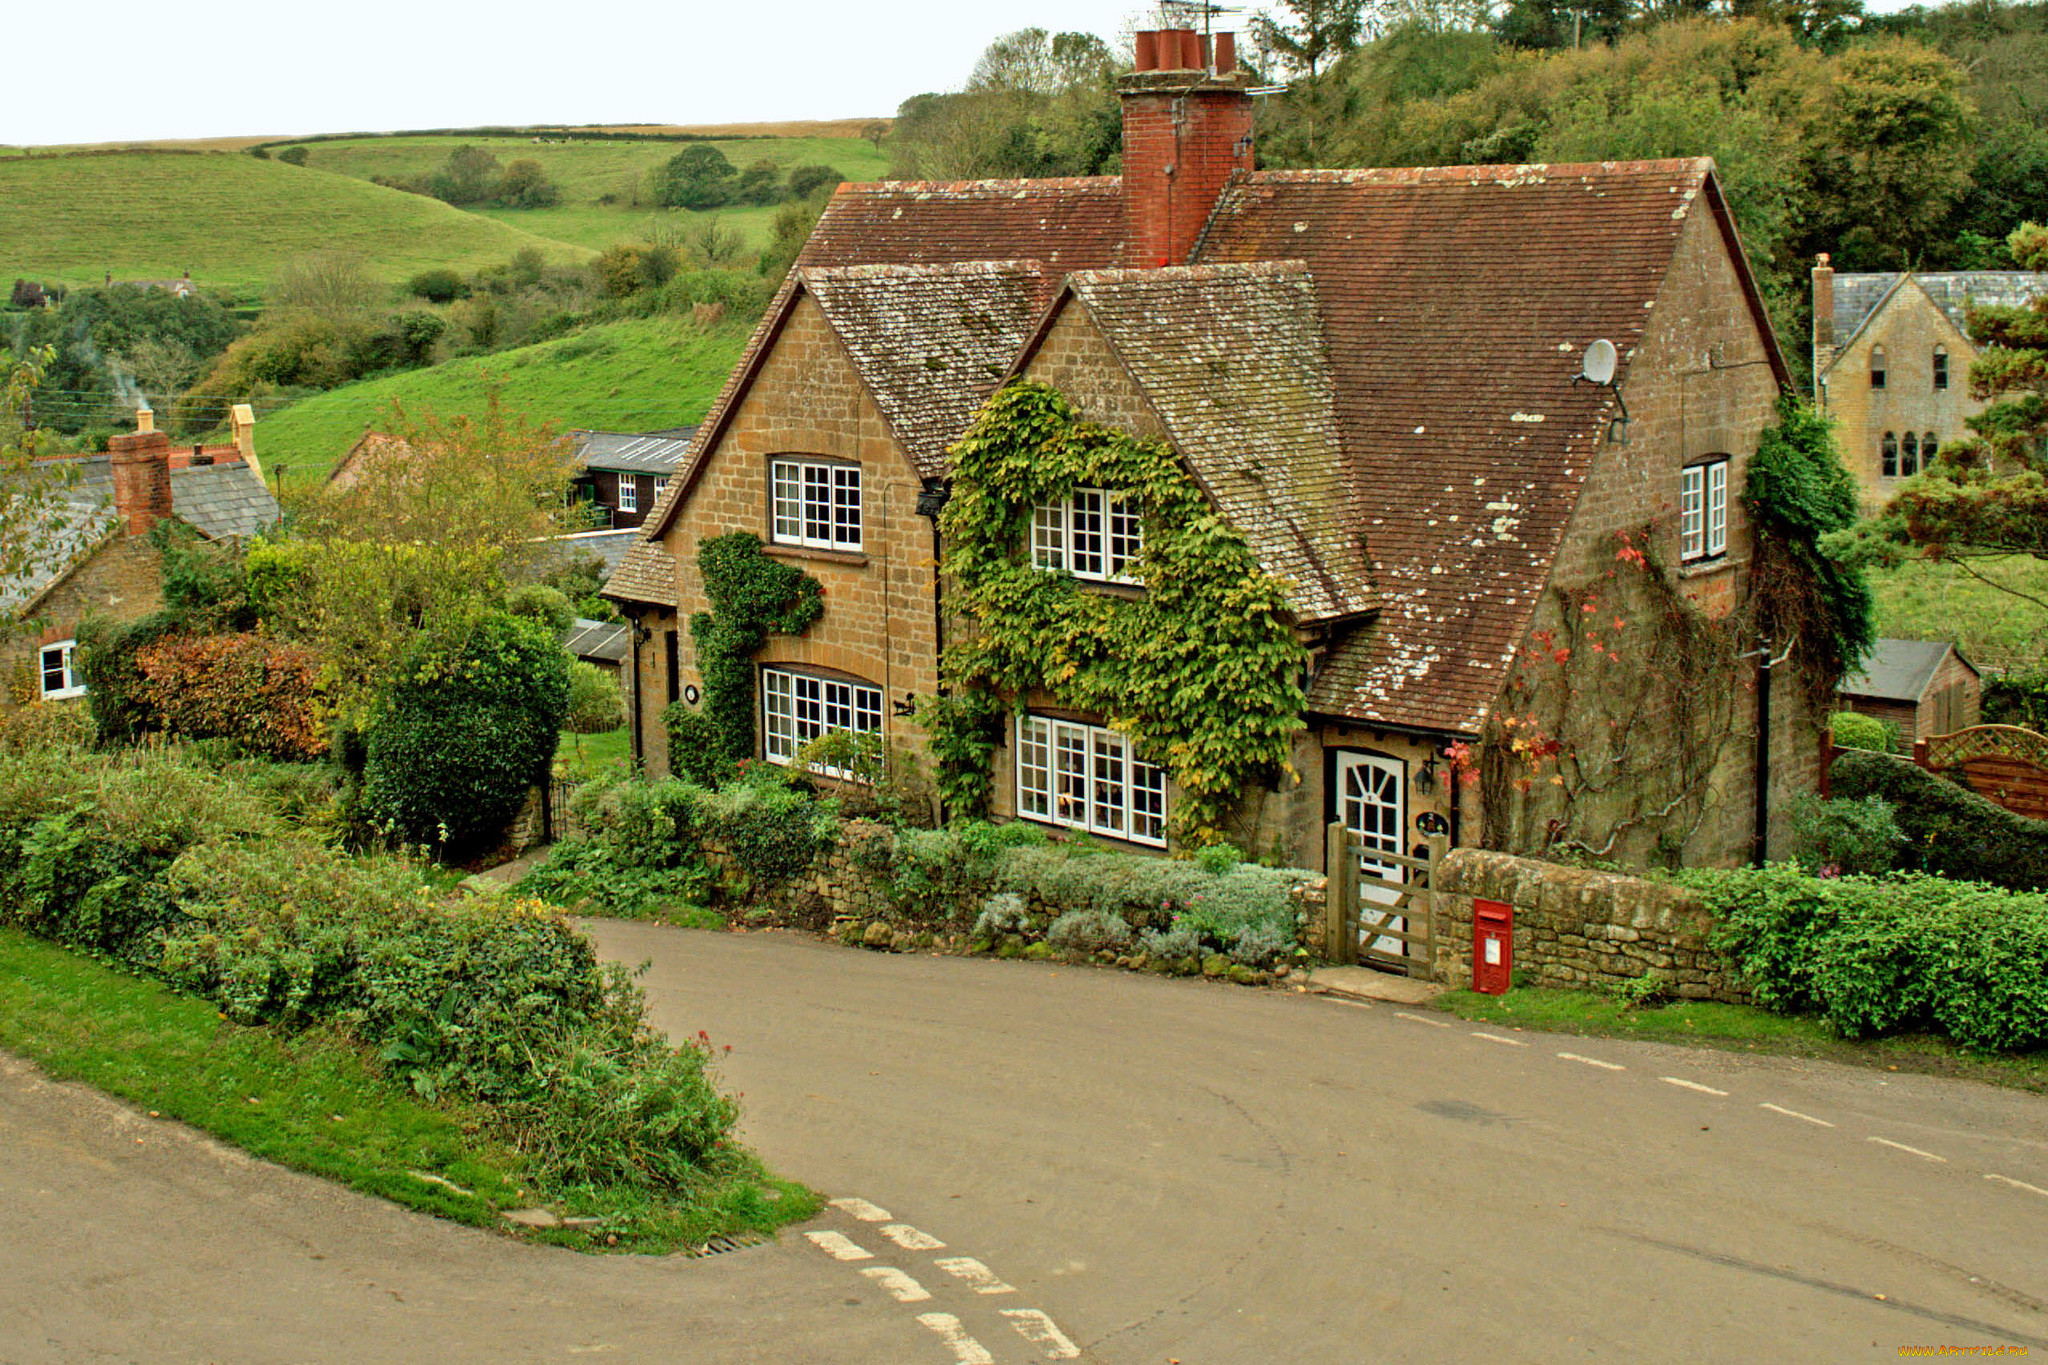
1836 638 1980 745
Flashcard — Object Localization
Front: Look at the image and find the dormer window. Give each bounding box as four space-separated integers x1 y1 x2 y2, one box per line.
1870 344 1887 390
1933 345 1949 391
1032 488 1142 584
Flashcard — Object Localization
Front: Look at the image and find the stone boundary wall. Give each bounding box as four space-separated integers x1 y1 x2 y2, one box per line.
1432 849 1750 1003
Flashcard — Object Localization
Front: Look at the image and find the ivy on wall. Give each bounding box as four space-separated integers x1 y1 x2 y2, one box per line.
664 532 822 785
925 381 1308 846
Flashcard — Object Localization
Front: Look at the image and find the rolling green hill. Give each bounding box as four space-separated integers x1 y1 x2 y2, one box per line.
0 151 588 295
282 133 888 253
254 311 751 485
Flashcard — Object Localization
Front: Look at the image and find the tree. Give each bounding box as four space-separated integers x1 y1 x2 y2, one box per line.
1252 0 1367 77
433 145 504 205
494 158 560 208
1833 221 2048 598
651 144 736 209
733 159 783 206
889 29 1124 181
860 120 889 151
786 163 843 200
268 251 382 321
277 146 309 166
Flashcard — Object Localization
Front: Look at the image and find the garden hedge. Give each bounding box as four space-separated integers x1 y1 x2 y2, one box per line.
1829 747 2048 891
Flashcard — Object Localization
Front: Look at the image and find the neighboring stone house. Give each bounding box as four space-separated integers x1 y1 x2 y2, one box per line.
1837 638 1981 746
2 428 279 708
1810 257 2048 511
606 28 1817 871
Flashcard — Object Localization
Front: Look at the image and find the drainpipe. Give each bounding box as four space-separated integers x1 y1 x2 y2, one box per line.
916 479 951 825
629 615 647 771
1752 643 1772 867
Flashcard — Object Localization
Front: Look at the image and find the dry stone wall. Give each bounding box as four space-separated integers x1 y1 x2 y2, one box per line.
1431 849 1749 1003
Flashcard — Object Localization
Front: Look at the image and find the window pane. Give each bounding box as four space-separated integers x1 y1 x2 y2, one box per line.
1017 716 1051 818
41 646 67 695
773 463 802 542
1706 461 1728 557
763 669 795 761
1130 757 1166 845
618 478 637 514
1922 432 1937 463
1053 723 1090 828
1090 730 1127 837
1070 489 1104 579
1679 466 1703 559
1882 433 1897 477
803 466 831 545
1108 493 1142 582
833 466 862 548
1933 349 1948 390
1032 499 1064 572
794 674 824 745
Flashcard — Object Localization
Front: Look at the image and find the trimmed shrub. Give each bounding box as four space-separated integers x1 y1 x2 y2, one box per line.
1828 710 1894 754
1829 747 2048 890
1692 864 2048 1052
699 768 833 887
1045 908 1133 955
1783 792 1904 876
362 612 571 851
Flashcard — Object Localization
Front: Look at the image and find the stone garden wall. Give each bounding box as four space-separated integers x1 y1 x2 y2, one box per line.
1431 849 1750 1003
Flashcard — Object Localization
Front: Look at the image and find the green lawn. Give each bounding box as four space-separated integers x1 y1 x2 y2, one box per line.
258 311 753 484
1435 986 2048 1094
559 727 631 781
0 151 587 295
1867 554 2048 674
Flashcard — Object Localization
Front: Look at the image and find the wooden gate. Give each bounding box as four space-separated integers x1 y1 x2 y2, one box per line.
1323 822 1448 978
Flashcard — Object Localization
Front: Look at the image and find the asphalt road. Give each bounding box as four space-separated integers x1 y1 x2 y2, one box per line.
5 923 2046 1363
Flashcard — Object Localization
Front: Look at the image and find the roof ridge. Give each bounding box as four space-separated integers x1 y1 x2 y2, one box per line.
1247 157 1711 185
1069 259 1312 285
802 259 1052 281
833 176 1120 194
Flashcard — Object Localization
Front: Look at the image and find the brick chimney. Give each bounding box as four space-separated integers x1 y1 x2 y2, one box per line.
1812 253 1835 405
109 429 173 535
1121 29 1253 268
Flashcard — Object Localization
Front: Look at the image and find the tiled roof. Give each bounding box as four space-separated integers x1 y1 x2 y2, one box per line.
602 534 676 606
1055 261 1371 622
1195 160 1771 734
2 454 278 616
804 262 1057 478
1831 271 2048 355
572 429 697 475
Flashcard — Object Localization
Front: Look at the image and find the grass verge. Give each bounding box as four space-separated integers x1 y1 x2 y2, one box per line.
1433 985 2048 1095
0 925 810 1249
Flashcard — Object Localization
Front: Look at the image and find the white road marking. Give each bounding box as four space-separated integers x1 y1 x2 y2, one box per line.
880 1223 947 1250
1986 1173 2048 1199
916 1313 996 1364
1760 1102 1834 1128
1471 1031 1529 1047
1869 1137 1948 1163
1002 1307 1083 1359
1660 1077 1729 1096
858 1266 932 1303
935 1257 1018 1294
1395 1011 1451 1028
829 1196 893 1221
1557 1051 1624 1070
804 1230 873 1261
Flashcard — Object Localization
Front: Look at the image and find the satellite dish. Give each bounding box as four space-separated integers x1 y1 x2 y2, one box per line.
1581 339 1618 386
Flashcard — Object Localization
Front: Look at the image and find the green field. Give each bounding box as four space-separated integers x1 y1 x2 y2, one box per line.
286 133 888 254
1868 555 2048 674
0 151 587 294
257 311 751 483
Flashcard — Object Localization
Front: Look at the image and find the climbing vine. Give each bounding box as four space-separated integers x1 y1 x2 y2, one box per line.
924 381 1308 846
664 532 821 785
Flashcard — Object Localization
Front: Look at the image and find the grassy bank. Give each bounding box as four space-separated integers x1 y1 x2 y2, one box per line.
260 311 751 483
1434 986 2048 1095
1868 553 2048 675
0 925 810 1250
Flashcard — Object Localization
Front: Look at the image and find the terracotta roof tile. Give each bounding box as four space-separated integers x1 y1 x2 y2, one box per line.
803 262 1057 478
1059 261 1370 622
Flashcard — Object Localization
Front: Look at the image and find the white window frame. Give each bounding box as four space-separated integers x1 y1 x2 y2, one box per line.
1014 713 1166 847
1031 487 1141 584
761 666 882 773
653 476 669 500
39 639 83 700
617 476 638 515
770 458 862 552
1680 459 1729 562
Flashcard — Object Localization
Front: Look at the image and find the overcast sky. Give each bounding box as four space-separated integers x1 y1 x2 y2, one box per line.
9 0 1935 146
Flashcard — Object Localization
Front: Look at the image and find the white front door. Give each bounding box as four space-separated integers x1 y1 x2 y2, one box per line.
1337 751 1406 957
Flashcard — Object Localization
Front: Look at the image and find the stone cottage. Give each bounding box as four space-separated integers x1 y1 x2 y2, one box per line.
1810 257 2048 512
605 27 1820 872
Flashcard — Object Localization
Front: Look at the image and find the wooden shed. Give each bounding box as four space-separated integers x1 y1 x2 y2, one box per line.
1837 638 1981 745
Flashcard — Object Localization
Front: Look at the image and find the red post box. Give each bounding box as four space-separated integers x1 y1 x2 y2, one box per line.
1472 898 1512 995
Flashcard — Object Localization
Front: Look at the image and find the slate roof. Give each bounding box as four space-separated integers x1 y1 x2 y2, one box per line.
1050 261 1371 623
1839 638 1976 704
1832 271 2048 354
1 454 279 617
1196 161 1778 734
572 430 697 476
804 262 1057 478
543 527 643 576
564 617 630 665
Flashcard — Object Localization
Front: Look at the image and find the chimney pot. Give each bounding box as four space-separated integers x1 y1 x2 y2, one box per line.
230 401 264 487
1214 32 1236 73
109 430 173 535
1179 29 1204 70
1134 30 1158 72
135 406 154 434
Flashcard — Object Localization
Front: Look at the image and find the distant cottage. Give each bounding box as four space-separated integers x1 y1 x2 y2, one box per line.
604 28 1823 871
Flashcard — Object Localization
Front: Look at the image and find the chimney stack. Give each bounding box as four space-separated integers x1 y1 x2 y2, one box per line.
1812 253 1835 405
230 402 264 486
1121 30 1253 269
109 429 173 535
